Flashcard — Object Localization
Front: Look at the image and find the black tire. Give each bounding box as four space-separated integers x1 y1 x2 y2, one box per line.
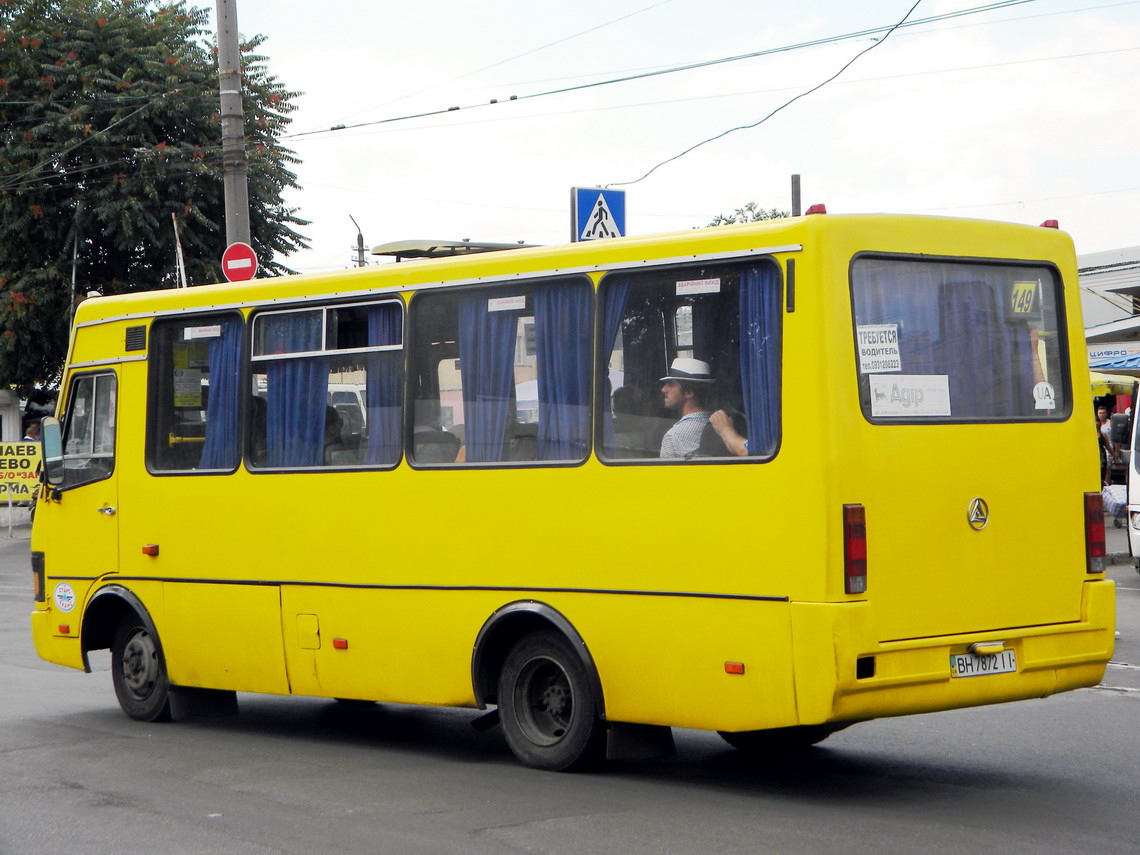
110 615 172 722
498 630 605 772
718 723 843 754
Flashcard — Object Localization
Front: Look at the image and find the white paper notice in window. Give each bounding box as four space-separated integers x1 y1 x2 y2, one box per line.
676 278 721 296
856 324 901 373
869 375 952 417
488 295 527 313
185 325 222 340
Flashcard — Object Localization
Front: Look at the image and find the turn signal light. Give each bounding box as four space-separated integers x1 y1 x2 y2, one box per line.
332 638 349 650
843 503 867 594
724 662 746 675
142 544 160 556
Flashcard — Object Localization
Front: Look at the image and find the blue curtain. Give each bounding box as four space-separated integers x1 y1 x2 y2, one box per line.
600 277 631 455
365 303 403 464
199 316 242 470
458 295 518 462
264 312 326 467
534 283 591 460
739 264 781 456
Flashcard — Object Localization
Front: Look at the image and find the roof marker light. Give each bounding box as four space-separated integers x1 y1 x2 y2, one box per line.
806 203 828 215
1040 219 1059 229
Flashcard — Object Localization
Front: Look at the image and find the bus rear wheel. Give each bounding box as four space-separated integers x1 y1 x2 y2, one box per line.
498 630 604 772
111 616 172 722
718 724 842 754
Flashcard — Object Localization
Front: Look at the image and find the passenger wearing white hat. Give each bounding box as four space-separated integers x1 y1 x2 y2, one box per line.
658 358 716 458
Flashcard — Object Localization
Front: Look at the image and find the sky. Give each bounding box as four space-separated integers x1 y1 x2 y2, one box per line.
196 0 1140 274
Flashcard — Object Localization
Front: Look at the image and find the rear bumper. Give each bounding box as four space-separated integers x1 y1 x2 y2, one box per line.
790 580 1116 725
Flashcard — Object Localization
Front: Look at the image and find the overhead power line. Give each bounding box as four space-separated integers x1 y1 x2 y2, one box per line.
609 0 927 186
285 0 1038 141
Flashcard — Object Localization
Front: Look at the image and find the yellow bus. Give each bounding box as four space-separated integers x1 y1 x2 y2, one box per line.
30 212 1115 771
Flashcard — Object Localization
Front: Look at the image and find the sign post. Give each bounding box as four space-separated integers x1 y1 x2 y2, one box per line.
221 241 258 282
571 188 626 242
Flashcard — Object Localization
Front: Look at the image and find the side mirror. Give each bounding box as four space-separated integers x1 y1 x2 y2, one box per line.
1110 412 1131 445
41 416 64 487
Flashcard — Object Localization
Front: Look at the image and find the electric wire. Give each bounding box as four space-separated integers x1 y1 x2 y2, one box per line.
284 0 1037 140
608 0 926 187
313 0 679 131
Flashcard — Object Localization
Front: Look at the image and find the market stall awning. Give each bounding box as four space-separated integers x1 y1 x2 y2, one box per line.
1091 370 1139 394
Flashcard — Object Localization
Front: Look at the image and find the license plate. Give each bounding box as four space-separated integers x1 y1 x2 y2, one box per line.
949 650 1017 678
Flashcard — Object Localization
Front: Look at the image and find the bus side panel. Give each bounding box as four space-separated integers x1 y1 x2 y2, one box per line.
575 597 798 732
162 583 290 695
277 586 798 732
280 587 483 706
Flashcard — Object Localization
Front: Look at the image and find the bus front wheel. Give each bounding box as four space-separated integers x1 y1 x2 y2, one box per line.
110 615 172 722
498 630 604 772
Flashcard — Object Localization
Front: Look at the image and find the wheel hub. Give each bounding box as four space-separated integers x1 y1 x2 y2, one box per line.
542 683 569 718
121 631 157 698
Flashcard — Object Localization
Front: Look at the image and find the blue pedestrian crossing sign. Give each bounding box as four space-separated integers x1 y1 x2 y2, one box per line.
572 187 626 241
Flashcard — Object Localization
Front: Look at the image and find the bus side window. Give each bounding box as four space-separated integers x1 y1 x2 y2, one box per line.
598 261 781 462
248 301 403 470
147 315 243 473
409 278 592 466
59 372 117 489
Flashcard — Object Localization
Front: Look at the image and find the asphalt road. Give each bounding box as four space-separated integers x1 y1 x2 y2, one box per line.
1 526 1136 855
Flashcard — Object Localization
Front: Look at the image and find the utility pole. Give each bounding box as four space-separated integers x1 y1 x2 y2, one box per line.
350 215 367 267
215 0 251 246
791 174 802 217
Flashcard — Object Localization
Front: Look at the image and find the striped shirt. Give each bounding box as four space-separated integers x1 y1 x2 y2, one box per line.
659 411 711 459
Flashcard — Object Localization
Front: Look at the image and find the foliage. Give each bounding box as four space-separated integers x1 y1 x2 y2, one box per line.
706 202 790 227
0 0 308 394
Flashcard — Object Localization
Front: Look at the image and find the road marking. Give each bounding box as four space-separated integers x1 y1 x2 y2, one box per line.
1107 661 1139 670
1090 685 1140 695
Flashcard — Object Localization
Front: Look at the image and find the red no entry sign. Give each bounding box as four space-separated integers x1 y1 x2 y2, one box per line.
221 241 258 282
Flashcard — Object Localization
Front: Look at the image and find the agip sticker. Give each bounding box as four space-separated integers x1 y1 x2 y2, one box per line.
869 374 952 417
53 582 76 613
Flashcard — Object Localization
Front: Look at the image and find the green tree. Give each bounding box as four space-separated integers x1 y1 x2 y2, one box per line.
0 0 308 394
706 201 789 227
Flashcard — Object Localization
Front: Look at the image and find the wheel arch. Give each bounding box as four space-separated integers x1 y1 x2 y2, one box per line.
81 584 161 673
471 600 606 720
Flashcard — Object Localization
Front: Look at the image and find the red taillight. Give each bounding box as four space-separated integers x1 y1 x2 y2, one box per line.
1084 492 1106 573
843 504 867 594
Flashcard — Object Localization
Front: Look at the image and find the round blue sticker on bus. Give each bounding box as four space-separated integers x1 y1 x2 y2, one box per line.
53 583 76 613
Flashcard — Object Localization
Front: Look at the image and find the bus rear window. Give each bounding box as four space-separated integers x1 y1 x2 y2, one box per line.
851 256 1069 422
